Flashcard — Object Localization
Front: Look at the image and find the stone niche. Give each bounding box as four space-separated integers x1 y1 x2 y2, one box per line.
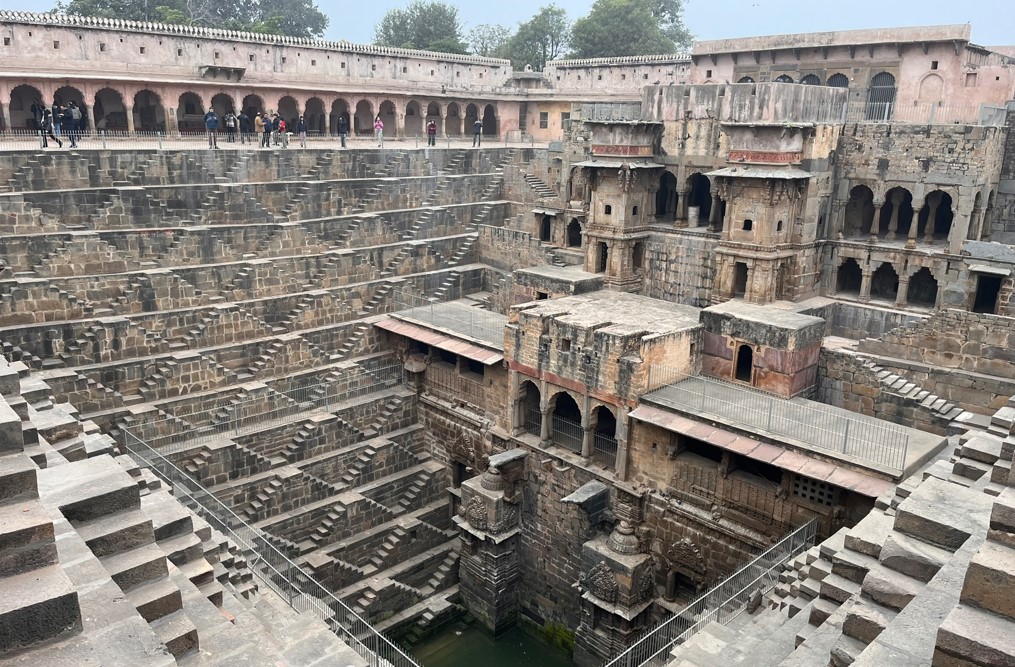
585 120 662 158
700 300 825 396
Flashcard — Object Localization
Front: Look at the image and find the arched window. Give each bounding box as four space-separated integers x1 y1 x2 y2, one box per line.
567 219 582 248
871 263 899 301
907 268 938 307
737 76 755 83
866 72 897 121
774 74 794 84
827 73 849 88
801 74 821 85
735 344 753 383
551 393 582 453
540 215 552 242
836 259 862 295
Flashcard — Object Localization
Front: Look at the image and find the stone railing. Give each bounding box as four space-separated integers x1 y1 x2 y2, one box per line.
548 53 691 68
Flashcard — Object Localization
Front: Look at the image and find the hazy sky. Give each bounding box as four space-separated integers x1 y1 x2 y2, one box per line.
1 0 1013 49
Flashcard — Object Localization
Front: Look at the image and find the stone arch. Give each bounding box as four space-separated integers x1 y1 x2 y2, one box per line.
330 98 350 134
464 103 479 133
354 100 374 135
93 87 127 131
687 173 712 225
827 73 849 88
378 100 397 137
918 190 953 242
482 104 498 136
866 72 896 120
845 185 875 236
774 74 794 83
884 187 914 239
567 218 582 248
549 390 583 453
737 76 755 83
445 102 462 136
907 267 938 307
242 94 264 118
836 258 862 296
591 404 618 468
55 85 88 130
404 100 423 136
278 95 299 128
133 89 165 132
304 97 326 134
656 171 678 221
918 73 944 102
210 93 234 118
426 102 442 129
9 84 44 130
800 74 821 85
870 262 899 301
177 91 204 133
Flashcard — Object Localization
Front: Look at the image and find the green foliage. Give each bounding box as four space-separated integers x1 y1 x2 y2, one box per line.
569 0 691 58
374 1 467 53
541 621 575 655
500 5 570 71
54 0 328 38
468 24 511 58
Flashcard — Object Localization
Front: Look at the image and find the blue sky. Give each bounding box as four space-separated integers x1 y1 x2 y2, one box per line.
1 0 1013 49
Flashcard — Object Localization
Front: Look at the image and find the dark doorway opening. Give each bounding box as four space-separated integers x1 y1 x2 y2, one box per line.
567 219 582 248
540 215 552 242
733 262 749 297
973 275 1002 314
836 259 862 295
735 344 753 383
597 242 609 272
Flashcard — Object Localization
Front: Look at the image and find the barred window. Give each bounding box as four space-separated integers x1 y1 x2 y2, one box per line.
792 476 837 507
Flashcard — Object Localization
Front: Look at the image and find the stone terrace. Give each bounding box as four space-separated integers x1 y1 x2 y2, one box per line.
0 145 547 658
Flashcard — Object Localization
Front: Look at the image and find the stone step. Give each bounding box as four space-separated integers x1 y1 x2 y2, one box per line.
878 529 953 583
820 572 861 605
937 602 1015 667
844 511 894 559
861 561 924 612
0 498 57 578
99 541 169 591
75 507 153 558
842 596 897 645
961 540 1015 621
0 454 38 506
894 477 991 552
0 563 81 655
150 608 199 658
125 575 184 622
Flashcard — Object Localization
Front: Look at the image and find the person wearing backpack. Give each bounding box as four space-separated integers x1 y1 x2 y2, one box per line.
338 115 348 148
472 118 483 147
224 112 237 143
40 109 62 149
69 102 83 145
63 104 78 148
262 113 272 148
204 108 219 149
238 111 250 144
426 120 437 146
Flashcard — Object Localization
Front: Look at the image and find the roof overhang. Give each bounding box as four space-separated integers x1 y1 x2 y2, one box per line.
374 317 503 365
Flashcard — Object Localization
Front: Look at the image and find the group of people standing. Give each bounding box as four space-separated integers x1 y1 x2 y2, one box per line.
32 98 85 149
204 108 350 149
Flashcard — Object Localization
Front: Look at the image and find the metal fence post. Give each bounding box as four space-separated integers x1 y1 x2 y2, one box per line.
101 130 107 150
842 419 851 454
766 398 774 432
157 131 163 150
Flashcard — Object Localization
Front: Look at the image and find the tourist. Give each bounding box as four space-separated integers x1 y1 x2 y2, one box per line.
30 98 43 131
238 110 250 144
204 108 219 149
427 120 437 146
254 112 265 146
51 103 63 138
261 113 272 148
338 115 348 148
279 117 289 148
272 113 281 146
224 111 237 142
473 118 483 147
40 108 62 149
297 115 308 148
63 103 78 148
373 115 384 146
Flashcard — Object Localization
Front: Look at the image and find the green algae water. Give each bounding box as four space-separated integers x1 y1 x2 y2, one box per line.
411 622 573 667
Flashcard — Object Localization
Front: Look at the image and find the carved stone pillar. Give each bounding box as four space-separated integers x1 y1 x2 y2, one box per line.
886 190 904 241
896 274 909 307
581 425 594 460
708 195 722 231
455 450 526 634
859 269 873 303
924 192 942 244
677 188 690 226
906 206 923 249
125 106 135 134
574 521 655 667
868 201 883 244
539 406 551 443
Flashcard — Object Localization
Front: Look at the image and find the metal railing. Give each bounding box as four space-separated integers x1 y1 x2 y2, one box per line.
646 367 909 474
604 518 820 667
120 429 421 667
551 413 583 453
524 407 542 437
424 362 485 404
583 102 644 122
130 363 403 455
592 432 619 469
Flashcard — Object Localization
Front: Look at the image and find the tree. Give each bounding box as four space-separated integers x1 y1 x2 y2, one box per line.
468 24 511 58
374 1 467 53
501 5 570 71
652 0 693 48
569 0 680 58
54 0 329 38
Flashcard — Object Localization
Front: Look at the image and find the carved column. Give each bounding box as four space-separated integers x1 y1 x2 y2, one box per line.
896 273 909 307
923 192 942 244
574 521 655 667
125 106 135 134
540 406 552 443
455 451 526 634
859 269 873 303
868 200 883 244
906 206 923 249
886 190 904 241
677 188 690 226
708 194 722 231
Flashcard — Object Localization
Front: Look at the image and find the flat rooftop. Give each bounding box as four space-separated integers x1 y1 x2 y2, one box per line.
641 375 946 479
515 291 701 336
390 299 507 349
693 24 971 55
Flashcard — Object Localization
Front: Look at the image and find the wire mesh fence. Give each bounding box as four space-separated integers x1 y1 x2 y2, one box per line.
120 429 421 667
604 518 820 667
646 366 909 474
551 414 584 453
391 288 507 346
